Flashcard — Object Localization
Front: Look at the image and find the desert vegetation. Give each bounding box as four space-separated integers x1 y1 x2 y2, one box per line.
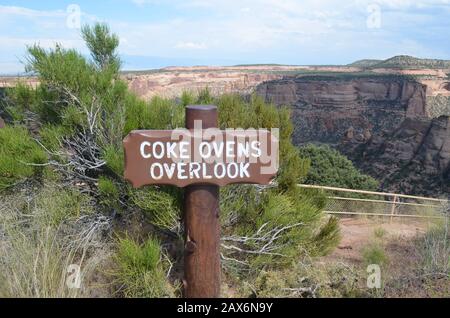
368 55 450 70
297 144 379 191
427 95 450 118
0 23 342 298
226 215 449 298
1 23 448 299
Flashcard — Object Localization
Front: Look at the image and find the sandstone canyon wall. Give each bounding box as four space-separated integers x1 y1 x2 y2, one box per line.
256 76 450 196
125 68 287 99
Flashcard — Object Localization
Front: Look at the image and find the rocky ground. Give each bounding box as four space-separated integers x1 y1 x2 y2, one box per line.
318 216 449 298
323 217 427 264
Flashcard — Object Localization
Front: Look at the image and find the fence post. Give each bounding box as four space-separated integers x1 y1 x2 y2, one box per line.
390 195 397 222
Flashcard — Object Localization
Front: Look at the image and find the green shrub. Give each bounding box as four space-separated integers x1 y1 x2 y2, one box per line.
298 144 379 191
0 126 47 191
197 87 214 104
102 144 124 176
25 24 128 153
311 216 341 256
35 186 93 227
374 227 386 239
217 94 309 191
98 176 120 208
81 23 121 71
130 187 181 233
112 236 175 298
213 95 340 274
143 96 184 129
124 93 184 135
2 104 24 122
180 90 195 107
416 221 450 275
123 93 147 135
362 242 388 267
237 261 366 298
1 83 35 122
60 104 86 129
0 186 109 297
39 124 73 153
32 86 64 123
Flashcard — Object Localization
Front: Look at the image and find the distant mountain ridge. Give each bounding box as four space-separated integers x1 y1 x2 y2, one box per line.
347 59 382 68
349 55 450 69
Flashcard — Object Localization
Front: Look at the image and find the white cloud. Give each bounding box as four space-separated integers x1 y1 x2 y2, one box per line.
174 41 207 49
1 1 449 73
0 5 65 18
0 4 98 27
131 0 166 6
370 0 450 9
0 36 84 50
112 0 450 64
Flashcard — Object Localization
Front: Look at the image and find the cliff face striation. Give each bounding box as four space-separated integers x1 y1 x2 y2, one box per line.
125 68 286 99
256 76 450 195
354 116 450 195
256 76 428 143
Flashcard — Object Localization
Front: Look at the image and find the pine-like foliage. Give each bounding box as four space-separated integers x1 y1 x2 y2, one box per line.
0 126 47 190
211 94 340 273
298 144 379 191
0 22 341 296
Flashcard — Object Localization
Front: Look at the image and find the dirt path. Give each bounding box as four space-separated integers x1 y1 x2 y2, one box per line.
323 217 429 264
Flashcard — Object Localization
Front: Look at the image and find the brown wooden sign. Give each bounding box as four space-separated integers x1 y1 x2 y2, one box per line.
123 128 278 188
123 105 279 298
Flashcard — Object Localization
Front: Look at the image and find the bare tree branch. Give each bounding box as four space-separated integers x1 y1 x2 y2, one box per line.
221 222 304 259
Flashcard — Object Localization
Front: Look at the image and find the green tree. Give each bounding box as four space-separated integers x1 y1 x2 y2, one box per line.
298 144 379 190
23 23 131 182
81 23 121 72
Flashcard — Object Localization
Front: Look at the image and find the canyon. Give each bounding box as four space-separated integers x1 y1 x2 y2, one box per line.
1 56 449 195
256 75 450 196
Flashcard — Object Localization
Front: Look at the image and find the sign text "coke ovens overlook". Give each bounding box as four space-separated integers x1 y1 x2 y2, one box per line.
123 124 279 188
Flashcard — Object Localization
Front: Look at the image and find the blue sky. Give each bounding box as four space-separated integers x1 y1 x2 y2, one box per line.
0 0 450 74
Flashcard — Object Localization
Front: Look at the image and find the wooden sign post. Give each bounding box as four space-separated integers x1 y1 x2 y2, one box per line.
123 105 279 298
184 105 220 298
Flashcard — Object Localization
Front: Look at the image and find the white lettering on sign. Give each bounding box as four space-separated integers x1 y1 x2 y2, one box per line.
140 140 262 160
139 137 270 181
140 141 152 159
123 128 279 187
150 163 163 180
180 142 189 159
146 162 252 180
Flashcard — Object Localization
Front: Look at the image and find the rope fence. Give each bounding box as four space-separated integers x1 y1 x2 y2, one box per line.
298 184 449 220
